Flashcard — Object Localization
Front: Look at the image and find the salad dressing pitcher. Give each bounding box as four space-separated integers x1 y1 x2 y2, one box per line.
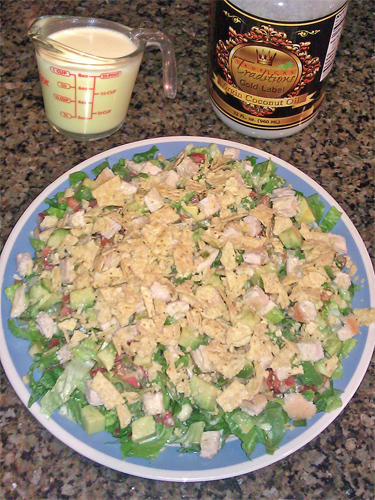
28 16 177 140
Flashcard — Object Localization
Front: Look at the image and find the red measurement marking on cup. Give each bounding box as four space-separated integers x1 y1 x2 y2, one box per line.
49 70 120 120
50 66 71 77
53 93 73 103
100 71 122 79
57 82 73 89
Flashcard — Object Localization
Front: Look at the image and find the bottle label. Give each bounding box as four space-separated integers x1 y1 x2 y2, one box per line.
208 0 348 131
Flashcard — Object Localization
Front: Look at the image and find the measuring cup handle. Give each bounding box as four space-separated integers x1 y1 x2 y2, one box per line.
133 29 177 99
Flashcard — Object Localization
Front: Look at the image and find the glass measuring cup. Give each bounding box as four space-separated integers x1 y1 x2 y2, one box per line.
28 16 177 141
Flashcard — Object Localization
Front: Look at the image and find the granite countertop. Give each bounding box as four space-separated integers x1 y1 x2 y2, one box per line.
1 1 374 499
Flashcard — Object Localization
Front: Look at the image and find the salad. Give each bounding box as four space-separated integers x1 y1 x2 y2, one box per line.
5 143 375 461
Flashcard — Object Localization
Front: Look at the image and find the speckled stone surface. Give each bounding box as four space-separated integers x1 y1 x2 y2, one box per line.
1 1 374 499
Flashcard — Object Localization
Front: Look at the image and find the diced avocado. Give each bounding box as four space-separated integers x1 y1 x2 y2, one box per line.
278 225 303 249
40 292 63 311
131 415 156 443
70 287 95 310
181 202 199 218
29 282 51 305
265 306 285 324
179 421 205 445
176 403 193 422
190 375 220 412
237 310 255 329
295 197 316 224
29 283 62 311
40 278 53 292
81 405 106 435
178 326 203 350
206 273 222 288
47 228 70 249
237 363 254 379
322 334 342 357
82 177 97 190
97 343 116 371
28 342 43 360
133 353 153 368
232 410 257 434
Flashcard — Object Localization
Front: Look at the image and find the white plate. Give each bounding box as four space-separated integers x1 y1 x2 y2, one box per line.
1 136 374 482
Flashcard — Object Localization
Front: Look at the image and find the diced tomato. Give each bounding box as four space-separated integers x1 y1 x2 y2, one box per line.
89 200 97 208
113 428 121 437
190 152 205 164
284 376 295 387
90 366 107 378
48 338 60 348
266 370 281 393
66 196 81 212
259 195 270 207
62 294 70 304
100 235 111 247
179 214 189 222
60 305 73 317
299 384 317 393
249 191 257 198
124 375 142 389
155 411 175 427
42 247 52 259
129 171 138 178
42 247 54 270
38 212 46 222
115 364 142 388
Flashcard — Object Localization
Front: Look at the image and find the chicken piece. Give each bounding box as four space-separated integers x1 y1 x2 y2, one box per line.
198 194 221 217
333 271 351 291
272 195 298 218
223 147 240 160
56 341 79 364
240 394 268 416
328 234 347 255
283 393 317 420
16 252 33 277
141 161 162 176
144 187 164 213
200 431 221 459
242 215 262 237
297 339 324 362
289 300 317 323
337 314 360 341
125 159 144 174
86 379 104 407
67 210 86 227
40 215 58 229
191 345 214 373
286 256 302 276
160 170 180 188
176 154 199 178
244 285 272 313
10 283 27 318
142 391 165 416
35 311 57 339
100 217 122 240
150 281 172 303
165 300 190 319
243 249 267 266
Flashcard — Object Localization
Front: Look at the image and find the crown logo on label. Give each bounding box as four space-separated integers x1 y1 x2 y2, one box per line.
256 48 277 66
